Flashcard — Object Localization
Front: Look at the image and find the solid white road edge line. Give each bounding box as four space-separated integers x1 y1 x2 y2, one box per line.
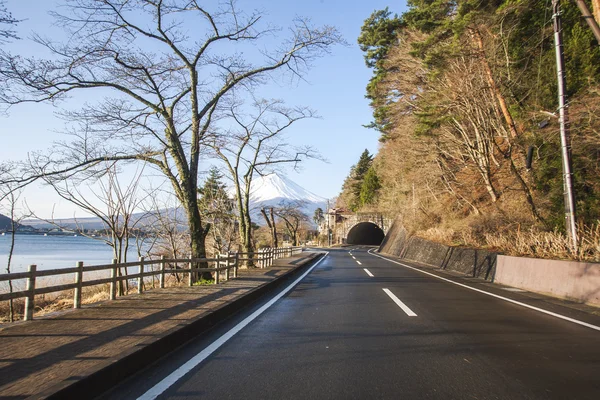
137 252 330 400
356 260 362 265
368 249 600 332
382 288 417 317
363 268 374 277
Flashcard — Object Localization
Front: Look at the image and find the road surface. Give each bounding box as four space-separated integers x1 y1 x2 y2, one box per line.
102 248 600 400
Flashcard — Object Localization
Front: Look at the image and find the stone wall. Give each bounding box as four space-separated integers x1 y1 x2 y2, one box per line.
379 218 496 281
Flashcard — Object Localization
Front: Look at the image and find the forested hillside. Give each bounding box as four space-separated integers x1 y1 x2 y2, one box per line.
339 1 600 260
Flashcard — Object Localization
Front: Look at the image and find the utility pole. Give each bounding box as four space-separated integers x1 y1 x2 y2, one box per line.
326 199 331 247
552 0 578 252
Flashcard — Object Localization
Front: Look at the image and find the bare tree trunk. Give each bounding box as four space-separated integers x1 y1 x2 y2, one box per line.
470 27 544 220
6 204 16 322
270 208 278 248
182 190 210 280
470 28 519 139
260 208 278 248
590 0 600 24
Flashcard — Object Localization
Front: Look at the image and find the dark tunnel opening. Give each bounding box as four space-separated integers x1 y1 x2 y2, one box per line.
346 222 385 245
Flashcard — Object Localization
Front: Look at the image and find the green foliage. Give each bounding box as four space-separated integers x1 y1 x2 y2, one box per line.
198 167 231 215
193 278 215 286
358 8 403 69
339 149 375 212
354 0 600 234
358 8 403 136
351 149 374 206
354 149 374 178
359 167 381 206
313 207 324 225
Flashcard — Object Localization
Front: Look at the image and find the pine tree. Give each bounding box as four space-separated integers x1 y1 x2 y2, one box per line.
349 150 374 211
358 8 403 137
198 166 234 241
359 167 381 207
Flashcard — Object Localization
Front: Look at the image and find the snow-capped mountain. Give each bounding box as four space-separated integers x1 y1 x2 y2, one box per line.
249 174 326 204
244 173 328 225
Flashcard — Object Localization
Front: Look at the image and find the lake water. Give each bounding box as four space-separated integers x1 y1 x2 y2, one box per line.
0 234 144 273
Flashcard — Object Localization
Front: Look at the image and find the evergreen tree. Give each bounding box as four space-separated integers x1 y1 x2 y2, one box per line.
359 167 381 207
358 8 403 137
313 207 324 225
354 149 374 178
349 150 374 211
198 166 233 225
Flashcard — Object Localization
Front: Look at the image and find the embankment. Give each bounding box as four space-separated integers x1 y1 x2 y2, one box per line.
378 218 600 307
379 218 496 281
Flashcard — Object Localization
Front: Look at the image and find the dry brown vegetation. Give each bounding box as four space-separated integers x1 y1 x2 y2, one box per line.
344 4 600 262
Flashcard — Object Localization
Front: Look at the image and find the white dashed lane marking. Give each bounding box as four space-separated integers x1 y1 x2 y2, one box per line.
383 288 417 317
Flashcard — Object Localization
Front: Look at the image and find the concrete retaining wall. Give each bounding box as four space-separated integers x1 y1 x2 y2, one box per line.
379 218 600 306
495 256 600 306
378 218 496 280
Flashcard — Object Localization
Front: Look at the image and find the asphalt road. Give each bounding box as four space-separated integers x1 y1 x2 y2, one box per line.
102 248 600 400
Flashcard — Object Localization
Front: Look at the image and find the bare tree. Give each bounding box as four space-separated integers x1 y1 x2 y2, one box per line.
144 198 189 283
208 98 318 262
0 181 29 322
0 0 19 44
260 207 278 248
0 1 342 278
275 200 309 246
36 163 147 294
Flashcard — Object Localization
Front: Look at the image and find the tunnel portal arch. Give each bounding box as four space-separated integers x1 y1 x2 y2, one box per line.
346 222 385 245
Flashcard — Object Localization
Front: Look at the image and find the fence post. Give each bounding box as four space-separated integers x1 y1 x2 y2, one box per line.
270 248 274 266
234 252 239 278
24 265 36 321
188 254 193 287
138 256 144 294
215 254 220 284
74 261 84 309
225 254 230 281
110 258 118 300
160 255 166 289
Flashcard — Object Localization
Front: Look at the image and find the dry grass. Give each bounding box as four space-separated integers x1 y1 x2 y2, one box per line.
484 224 600 262
418 222 600 262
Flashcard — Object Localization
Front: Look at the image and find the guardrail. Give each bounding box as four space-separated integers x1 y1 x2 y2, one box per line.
0 246 304 321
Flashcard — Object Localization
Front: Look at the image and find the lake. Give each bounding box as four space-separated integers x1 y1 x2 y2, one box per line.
0 234 146 273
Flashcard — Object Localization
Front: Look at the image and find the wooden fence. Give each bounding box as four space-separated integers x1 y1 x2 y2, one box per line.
0 246 304 321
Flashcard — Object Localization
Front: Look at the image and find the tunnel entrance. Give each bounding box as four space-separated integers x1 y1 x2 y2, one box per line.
346 222 385 245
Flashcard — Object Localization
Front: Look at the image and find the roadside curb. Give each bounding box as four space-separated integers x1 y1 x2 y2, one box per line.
29 252 325 400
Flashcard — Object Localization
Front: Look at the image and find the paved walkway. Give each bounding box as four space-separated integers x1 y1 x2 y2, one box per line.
0 252 321 399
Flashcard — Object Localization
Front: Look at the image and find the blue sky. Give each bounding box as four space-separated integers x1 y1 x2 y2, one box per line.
1 0 408 218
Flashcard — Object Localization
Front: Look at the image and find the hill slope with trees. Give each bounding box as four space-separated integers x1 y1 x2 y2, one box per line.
338 1 600 260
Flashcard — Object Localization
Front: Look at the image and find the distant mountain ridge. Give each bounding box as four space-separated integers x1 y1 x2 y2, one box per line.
22 174 326 230
0 213 15 231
